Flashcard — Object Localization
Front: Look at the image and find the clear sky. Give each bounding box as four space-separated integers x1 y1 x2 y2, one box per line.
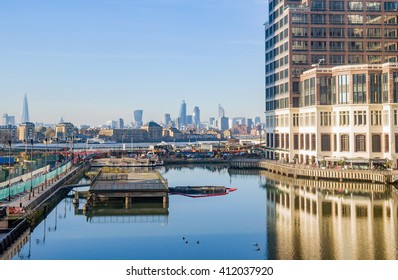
0 0 266 127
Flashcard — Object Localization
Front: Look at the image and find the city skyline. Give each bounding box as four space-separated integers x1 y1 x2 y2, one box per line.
0 0 266 126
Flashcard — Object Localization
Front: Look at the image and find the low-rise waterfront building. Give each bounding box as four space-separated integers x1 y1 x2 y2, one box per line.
18 122 35 142
141 121 162 141
267 63 398 168
0 125 17 142
55 122 74 141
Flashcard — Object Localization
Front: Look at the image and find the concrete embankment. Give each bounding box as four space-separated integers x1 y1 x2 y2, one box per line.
230 158 398 185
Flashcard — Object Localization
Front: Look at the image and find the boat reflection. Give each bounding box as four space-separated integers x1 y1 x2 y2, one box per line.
264 171 398 259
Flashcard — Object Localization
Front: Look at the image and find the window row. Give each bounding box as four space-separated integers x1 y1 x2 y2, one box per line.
320 133 390 153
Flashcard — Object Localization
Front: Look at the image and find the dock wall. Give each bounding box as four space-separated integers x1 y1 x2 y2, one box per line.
230 159 396 184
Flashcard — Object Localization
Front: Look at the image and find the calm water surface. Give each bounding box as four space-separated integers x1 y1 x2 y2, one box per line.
13 165 267 260
10 166 398 260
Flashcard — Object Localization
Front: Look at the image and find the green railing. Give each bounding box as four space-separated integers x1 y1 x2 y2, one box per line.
0 161 72 201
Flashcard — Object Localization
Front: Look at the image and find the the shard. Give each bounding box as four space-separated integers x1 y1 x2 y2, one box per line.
21 93 29 123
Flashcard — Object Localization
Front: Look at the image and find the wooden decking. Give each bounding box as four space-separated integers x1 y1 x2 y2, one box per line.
230 159 398 184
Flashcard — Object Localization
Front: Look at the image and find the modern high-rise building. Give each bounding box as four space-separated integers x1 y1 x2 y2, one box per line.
133 110 143 128
2 113 15 126
21 93 29 124
192 106 200 129
118 118 124 129
218 104 225 118
178 100 187 129
264 0 398 162
163 113 171 127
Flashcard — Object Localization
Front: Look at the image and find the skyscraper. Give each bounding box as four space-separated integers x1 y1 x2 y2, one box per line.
21 93 29 123
163 114 171 127
192 106 200 129
178 100 187 129
133 110 143 128
264 0 398 161
218 104 225 118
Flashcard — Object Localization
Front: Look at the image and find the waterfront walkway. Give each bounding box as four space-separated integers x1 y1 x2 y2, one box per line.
230 158 398 184
0 164 77 211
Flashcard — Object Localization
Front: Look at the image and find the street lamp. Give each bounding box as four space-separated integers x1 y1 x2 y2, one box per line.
8 140 12 201
28 138 34 200
44 137 48 189
52 137 59 179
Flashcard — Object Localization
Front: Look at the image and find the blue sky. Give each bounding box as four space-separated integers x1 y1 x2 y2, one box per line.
0 0 266 126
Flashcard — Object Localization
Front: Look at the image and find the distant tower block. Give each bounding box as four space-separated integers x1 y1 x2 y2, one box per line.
193 106 200 129
178 100 187 129
134 110 143 128
21 93 30 123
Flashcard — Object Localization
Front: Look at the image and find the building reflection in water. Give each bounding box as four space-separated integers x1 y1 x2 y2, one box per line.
263 171 398 260
74 201 169 225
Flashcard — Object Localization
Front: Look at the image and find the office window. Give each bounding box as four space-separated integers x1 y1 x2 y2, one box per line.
330 55 345 64
338 75 349 104
330 41 345 51
300 134 304 149
368 55 382 64
355 134 366 152
333 134 337 151
292 54 308 64
294 134 299 150
385 28 398 38
384 15 398 25
348 15 363 24
320 76 332 105
372 134 381 152
305 134 310 150
292 27 308 37
382 73 388 102
321 134 331 151
311 134 316 151
367 28 382 38
354 110 367 126
348 1 363 11
292 13 307 23
320 111 332 126
329 28 345 37
341 134 350 152
348 55 364 64
339 111 350 126
367 2 381 11
368 42 382 52
348 28 364 37
370 73 382 103
349 41 363 51
366 15 382 24
311 27 326 37
293 113 299 126
292 40 308 50
385 2 398 11
311 14 326 24
286 134 290 149
311 1 326 10
330 14 345 24
329 1 345 11
385 135 389 153
353 74 366 103
371 110 382 126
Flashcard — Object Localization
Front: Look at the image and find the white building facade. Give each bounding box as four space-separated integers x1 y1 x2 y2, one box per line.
267 63 398 168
